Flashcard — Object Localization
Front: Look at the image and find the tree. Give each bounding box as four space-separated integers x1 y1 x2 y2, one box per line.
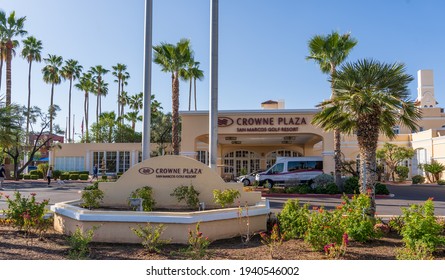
119 91 130 123
2 106 53 180
151 112 172 156
90 111 117 143
312 59 421 217
153 38 192 155
61 59 83 143
112 63 128 119
21 36 43 147
0 11 27 106
307 31 357 189
42 54 63 136
75 73 93 142
421 161 445 183
181 59 204 111
89 65 109 131
376 142 414 181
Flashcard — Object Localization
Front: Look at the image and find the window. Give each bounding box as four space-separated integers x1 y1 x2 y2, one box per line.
118 151 130 173
268 163 284 174
392 126 400 135
266 149 302 167
223 150 260 176
196 150 208 165
93 151 117 173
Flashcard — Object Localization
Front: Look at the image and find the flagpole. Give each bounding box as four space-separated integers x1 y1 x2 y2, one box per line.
142 0 153 161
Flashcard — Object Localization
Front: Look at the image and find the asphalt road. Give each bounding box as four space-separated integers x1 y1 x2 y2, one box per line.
1 180 445 216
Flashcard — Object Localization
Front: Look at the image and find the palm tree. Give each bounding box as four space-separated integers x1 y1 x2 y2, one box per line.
307 31 357 189
119 90 130 122
0 36 6 93
181 59 204 111
129 92 143 111
75 73 93 142
61 59 83 143
42 54 63 136
312 59 421 216
153 38 192 155
124 111 142 132
112 63 128 118
0 11 27 106
21 36 43 146
89 65 109 129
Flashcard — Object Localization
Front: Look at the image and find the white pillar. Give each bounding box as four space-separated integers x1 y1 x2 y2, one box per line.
142 0 153 161
209 0 219 171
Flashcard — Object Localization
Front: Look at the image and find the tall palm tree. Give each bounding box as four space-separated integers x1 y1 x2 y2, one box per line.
124 111 142 132
312 59 421 216
119 90 130 122
89 65 109 128
75 73 93 142
153 38 192 155
181 59 204 111
21 36 43 146
0 36 6 93
42 54 63 136
112 63 128 118
0 11 27 106
61 59 83 143
307 31 357 189
129 92 143 112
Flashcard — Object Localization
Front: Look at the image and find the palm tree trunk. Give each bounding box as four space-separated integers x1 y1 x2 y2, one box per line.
26 60 32 147
68 78 73 143
117 78 121 119
334 129 343 189
6 41 13 106
194 78 197 111
188 78 192 111
357 119 379 217
85 91 89 143
50 83 55 136
172 72 180 155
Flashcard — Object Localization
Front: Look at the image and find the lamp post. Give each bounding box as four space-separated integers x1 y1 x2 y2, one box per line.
209 0 218 170
141 0 153 161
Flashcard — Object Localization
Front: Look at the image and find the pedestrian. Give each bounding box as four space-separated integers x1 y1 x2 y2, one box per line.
0 164 6 190
47 166 53 186
92 164 98 182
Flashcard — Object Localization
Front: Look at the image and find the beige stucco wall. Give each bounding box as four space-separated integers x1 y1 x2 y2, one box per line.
99 155 262 209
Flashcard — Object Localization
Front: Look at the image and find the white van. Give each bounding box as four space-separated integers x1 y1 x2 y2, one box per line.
256 157 323 187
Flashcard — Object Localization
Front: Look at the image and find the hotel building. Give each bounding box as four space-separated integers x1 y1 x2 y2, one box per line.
52 70 445 180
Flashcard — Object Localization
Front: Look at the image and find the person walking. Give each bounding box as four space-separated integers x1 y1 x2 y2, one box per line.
47 166 53 186
0 164 6 190
91 164 98 182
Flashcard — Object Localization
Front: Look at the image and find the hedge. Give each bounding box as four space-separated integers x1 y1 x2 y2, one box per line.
79 174 89 180
30 175 39 180
69 174 79 180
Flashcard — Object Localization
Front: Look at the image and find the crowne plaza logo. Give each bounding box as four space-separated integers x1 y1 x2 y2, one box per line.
218 117 234 127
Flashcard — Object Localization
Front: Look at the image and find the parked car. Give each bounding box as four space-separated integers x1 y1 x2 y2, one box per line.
237 170 263 186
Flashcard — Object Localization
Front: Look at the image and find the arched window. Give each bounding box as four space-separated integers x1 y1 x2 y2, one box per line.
223 150 260 176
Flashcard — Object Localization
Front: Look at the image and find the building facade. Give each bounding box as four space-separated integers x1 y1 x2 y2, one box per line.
52 70 445 180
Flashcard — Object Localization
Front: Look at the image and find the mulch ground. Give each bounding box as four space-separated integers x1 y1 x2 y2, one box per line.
2 225 445 260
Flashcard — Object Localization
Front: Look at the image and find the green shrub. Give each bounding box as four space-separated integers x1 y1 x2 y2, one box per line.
388 216 404 233
297 184 312 194
84 181 100 191
344 176 360 194
421 161 445 183
397 198 445 259
23 174 31 179
101 175 108 180
170 185 200 209
131 223 170 253
79 171 90 175
395 166 409 181
18 173 24 179
79 174 89 180
60 172 70 180
69 174 79 180
285 186 300 194
325 182 339 194
339 194 379 242
375 183 390 195
37 163 49 178
30 175 38 180
412 175 425 184
129 186 156 211
67 226 97 259
438 180 445 185
311 174 334 189
212 189 240 208
81 189 104 209
278 199 309 239
4 191 50 236
29 170 43 179
52 170 62 180
304 206 344 251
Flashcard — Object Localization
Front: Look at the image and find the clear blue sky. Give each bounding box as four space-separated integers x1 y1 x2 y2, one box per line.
2 0 445 141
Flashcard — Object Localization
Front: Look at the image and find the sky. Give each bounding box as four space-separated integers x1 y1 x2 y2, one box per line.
2 0 445 141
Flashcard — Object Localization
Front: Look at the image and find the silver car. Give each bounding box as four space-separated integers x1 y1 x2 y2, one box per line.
237 171 262 186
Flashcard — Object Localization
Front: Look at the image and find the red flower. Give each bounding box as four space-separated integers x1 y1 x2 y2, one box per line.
336 205 343 210
428 197 434 201
312 206 319 210
30 193 36 196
